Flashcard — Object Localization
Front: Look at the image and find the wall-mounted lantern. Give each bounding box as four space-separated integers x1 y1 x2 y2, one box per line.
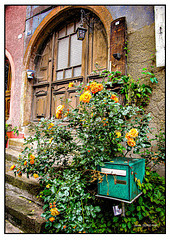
27 69 35 80
76 25 87 41
76 9 89 41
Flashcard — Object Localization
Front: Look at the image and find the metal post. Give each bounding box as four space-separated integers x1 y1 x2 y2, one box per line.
121 202 125 217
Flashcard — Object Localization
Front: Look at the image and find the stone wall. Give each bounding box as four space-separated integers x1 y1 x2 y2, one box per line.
5 6 27 128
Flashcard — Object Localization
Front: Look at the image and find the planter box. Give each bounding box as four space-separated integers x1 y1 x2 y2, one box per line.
97 157 145 203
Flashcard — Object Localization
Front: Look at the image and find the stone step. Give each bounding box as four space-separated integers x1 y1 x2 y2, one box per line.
5 184 46 233
8 138 25 151
5 219 24 233
5 148 20 163
5 170 43 199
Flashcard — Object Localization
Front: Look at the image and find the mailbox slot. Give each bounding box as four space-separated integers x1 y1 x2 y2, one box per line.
101 168 126 176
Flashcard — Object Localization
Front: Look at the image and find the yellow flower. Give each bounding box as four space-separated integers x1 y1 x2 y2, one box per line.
129 128 138 138
50 208 60 216
49 217 55 222
68 82 74 88
111 94 119 103
127 138 136 147
115 131 121 138
33 173 39 179
46 184 50 188
10 165 16 170
79 91 92 103
24 161 27 166
49 137 53 143
56 105 64 119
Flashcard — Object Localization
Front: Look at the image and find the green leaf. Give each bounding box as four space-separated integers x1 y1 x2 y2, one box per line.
78 216 83 222
51 185 57 194
94 206 101 212
127 222 132 229
122 223 126 228
137 206 141 211
54 223 61 229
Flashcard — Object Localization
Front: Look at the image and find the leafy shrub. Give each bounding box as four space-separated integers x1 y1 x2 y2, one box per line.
10 69 165 233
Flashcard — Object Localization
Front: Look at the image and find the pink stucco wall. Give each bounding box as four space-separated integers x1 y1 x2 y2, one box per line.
5 6 26 128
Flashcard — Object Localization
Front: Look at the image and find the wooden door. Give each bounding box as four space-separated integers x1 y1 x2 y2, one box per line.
32 13 111 121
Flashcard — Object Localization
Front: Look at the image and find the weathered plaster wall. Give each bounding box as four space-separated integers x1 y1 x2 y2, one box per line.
5 6 27 128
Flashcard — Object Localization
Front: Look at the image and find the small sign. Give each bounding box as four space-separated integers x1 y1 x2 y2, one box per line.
27 69 35 79
113 206 122 216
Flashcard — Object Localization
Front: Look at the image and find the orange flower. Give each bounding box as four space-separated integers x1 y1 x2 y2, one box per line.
73 225 77 229
125 132 131 140
30 159 34 165
10 165 16 170
88 150 90 152
91 84 99 94
49 217 55 222
68 82 74 88
127 138 136 147
48 123 54 129
50 208 60 216
84 85 90 91
63 225 66 229
30 154 35 160
111 94 119 103
24 161 27 166
129 128 138 138
79 91 92 103
33 173 39 179
97 83 103 92
90 81 97 89
18 171 22 177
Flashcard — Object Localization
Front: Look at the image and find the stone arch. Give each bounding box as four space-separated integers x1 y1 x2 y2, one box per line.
23 6 113 68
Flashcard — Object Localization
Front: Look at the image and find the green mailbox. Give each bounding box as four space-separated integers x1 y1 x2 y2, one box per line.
97 157 145 203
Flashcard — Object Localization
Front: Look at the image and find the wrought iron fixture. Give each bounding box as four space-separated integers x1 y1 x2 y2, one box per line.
76 9 89 40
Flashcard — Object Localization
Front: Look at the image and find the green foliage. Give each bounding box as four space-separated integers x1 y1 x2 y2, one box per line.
140 127 165 166
11 68 165 233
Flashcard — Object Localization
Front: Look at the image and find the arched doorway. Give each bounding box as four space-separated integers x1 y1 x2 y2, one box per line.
5 56 12 121
32 8 108 120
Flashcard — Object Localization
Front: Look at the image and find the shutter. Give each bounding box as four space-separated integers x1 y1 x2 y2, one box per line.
110 17 127 75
